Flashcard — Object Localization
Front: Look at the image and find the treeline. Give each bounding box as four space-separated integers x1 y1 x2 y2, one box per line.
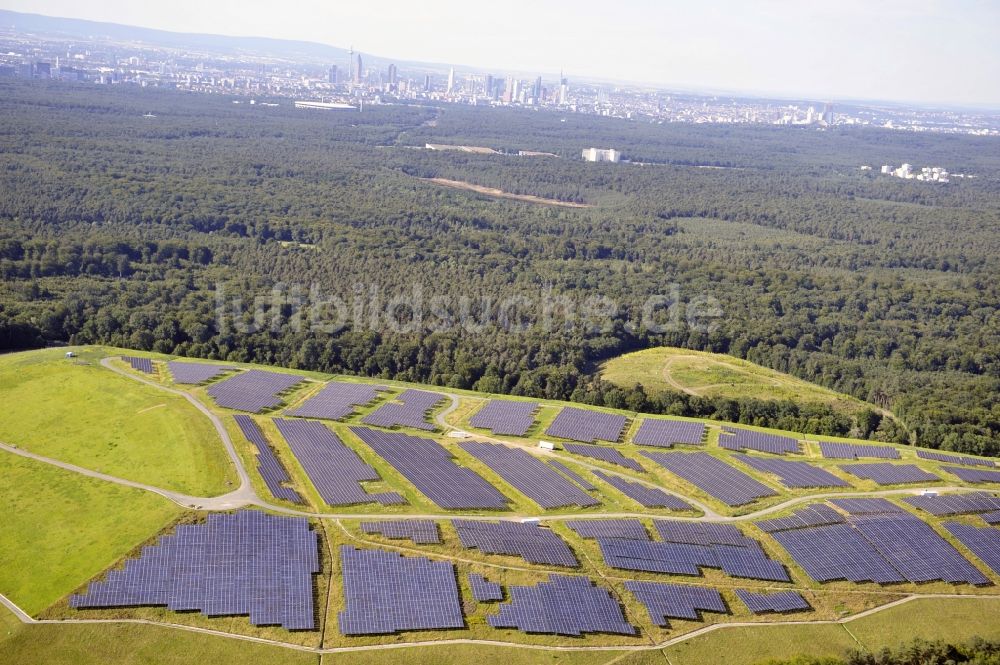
0 79 998 455
763 637 1000 665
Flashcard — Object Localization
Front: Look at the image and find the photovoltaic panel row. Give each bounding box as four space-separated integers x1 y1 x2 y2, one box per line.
597 537 790 582
350 427 510 510
338 546 463 635
720 427 800 455
488 574 636 636
468 573 504 602
642 451 778 506
544 407 628 444
207 369 305 412
591 470 693 510
942 466 1000 484
632 419 705 448
564 519 650 541
452 520 579 567
469 400 539 436
459 441 598 509
626 581 727 626
274 419 404 506
654 521 752 548
548 460 597 490
168 361 233 384
917 449 996 468
769 523 905 583
944 522 1000 575
736 589 810 614
122 356 153 374
984 511 1000 525
903 492 1000 516
287 381 386 420
360 520 441 544
233 415 304 504
563 443 645 473
819 442 901 460
839 463 939 485
361 389 443 430
71 511 319 630
849 513 988 585
828 498 905 515
735 454 849 489
755 504 845 533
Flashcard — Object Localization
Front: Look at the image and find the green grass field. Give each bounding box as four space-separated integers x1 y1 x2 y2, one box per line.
0 452 181 615
600 347 873 416
0 347 235 496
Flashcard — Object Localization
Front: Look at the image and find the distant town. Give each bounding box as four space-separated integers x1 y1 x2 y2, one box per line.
1 16 998 137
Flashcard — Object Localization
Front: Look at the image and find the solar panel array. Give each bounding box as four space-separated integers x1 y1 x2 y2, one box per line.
597 537 790 581
563 443 645 473
565 519 650 541
548 460 597 490
274 419 404 506
839 463 939 485
545 407 628 444
849 513 988 585
168 361 233 384
654 521 752 547
642 451 778 506
468 574 504 602
360 520 441 544
755 504 845 533
828 498 905 515
488 574 636 636
767 508 988 585
625 581 727 626
469 400 539 436
916 449 996 468
70 511 319 630
361 389 443 431
591 470 693 510
632 419 705 448
350 427 509 510
819 442 901 460
452 520 579 567
459 442 598 509
720 427 800 455
233 415 304 504
123 356 153 374
736 589 810 614
734 454 850 489
903 492 1000 516
984 511 1000 525
942 466 1000 484
207 369 305 412
287 381 386 420
338 546 464 635
944 522 1000 575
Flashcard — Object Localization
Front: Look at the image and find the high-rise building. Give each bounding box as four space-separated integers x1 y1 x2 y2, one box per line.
387 64 398 86
447 67 455 94
423 74 431 92
559 76 569 105
822 102 834 125
532 76 542 102
484 74 494 98
348 46 354 82
328 65 338 84
354 53 364 84
503 76 513 103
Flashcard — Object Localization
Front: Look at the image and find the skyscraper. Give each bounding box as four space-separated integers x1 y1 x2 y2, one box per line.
447 67 455 94
353 53 363 84
484 74 494 98
387 64 397 86
348 46 354 82
328 65 338 84
533 76 542 102
423 74 431 92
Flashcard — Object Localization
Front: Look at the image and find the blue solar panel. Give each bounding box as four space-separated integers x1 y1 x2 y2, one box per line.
565 519 650 540
944 522 1000 575
469 400 539 436
598 534 789 582
168 361 233 384
469 574 504 602
828 498 905 515
207 369 305 413
233 415 305 504
819 442 901 460
460 441 598 508
547 460 597 491
942 466 1000 484
735 454 849 489
916 450 996 468
720 427 799 455
839 463 939 485
563 443 645 472
545 407 628 444
755 504 845 533
736 589 810 614
70 511 319 630
338 546 464 635
287 381 386 420
654 521 751 547
769 522 904 584
488 575 635 636
903 492 1000 516
632 419 705 447
122 356 154 374
361 389 443 430
626 581 727 626
642 451 777 506
591 470 693 510
360 520 440 544
452 520 578 567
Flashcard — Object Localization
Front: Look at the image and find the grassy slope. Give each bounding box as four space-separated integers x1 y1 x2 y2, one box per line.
0 453 181 615
601 346 872 415
0 347 235 496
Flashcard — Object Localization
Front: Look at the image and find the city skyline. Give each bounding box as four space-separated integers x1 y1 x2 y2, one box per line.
1 0 999 108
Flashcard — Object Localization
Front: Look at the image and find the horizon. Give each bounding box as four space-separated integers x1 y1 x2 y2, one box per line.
2 1 999 108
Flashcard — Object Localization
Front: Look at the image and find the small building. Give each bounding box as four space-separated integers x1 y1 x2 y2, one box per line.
582 147 621 163
538 440 555 450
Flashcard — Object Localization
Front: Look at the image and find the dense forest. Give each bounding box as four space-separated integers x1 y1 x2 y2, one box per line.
764 637 1000 665
1 80 998 454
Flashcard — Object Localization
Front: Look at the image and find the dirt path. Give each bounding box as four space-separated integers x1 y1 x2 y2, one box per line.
422 177 593 208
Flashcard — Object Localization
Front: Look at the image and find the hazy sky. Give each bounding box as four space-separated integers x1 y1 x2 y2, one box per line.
4 0 1000 106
